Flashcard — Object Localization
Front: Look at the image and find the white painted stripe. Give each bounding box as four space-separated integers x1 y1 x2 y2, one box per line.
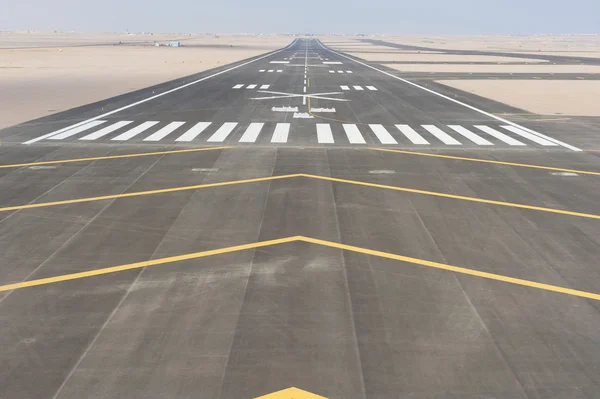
259 70 265 72
422 125 461 145
277 70 283 73
340 86 350 91
239 123 265 143
474 125 525 146
448 125 493 145
270 61 289 64
369 124 398 144
207 122 238 142
22 39 298 145
268 70 274 72
395 125 429 145
233 84 244 89
246 84 257 89
337 70 343 73
317 40 580 151
501 126 558 146
323 61 342 64
271 123 290 143
79 121 133 141
346 71 353 73
175 122 212 142
49 120 107 140
316 124 334 144
260 84 270 89
343 124 366 144
329 70 335 73
366 86 378 91
112 121 159 141
354 86 364 91
144 121 186 141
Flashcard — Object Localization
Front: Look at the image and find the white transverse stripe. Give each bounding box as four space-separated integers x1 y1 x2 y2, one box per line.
112 121 159 141
340 86 350 91
353 86 364 91
260 85 270 89
343 124 366 144
144 121 186 141
259 70 265 72
474 125 525 146
239 123 265 143
270 61 289 64
501 126 557 146
233 84 244 89
317 124 334 144
369 124 398 144
271 123 290 143
23 39 298 145
366 86 378 91
246 84 257 89
49 120 107 140
448 125 492 145
207 122 238 142
395 125 429 145
422 125 461 145
175 122 212 142
79 121 133 141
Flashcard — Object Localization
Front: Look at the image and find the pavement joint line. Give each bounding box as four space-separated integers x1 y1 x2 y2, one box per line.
1 174 599 220
22 39 299 145
2 235 599 302
372 148 600 176
0 147 231 169
316 40 582 152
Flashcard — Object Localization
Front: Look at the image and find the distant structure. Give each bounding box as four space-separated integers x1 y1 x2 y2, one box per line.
167 41 181 47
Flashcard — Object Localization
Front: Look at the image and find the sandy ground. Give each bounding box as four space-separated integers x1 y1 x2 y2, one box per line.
0 32 292 128
348 53 547 63
383 63 600 73
436 80 600 116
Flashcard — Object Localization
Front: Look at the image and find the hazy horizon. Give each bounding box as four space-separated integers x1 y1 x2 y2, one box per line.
1 0 599 35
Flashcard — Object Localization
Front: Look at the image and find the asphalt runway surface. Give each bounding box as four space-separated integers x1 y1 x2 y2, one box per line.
1 38 600 398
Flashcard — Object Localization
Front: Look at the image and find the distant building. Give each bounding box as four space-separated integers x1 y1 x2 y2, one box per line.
167 41 181 47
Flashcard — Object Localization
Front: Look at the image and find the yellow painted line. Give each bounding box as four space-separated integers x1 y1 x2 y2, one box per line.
298 236 600 301
0 146 230 169
300 174 600 220
372 148 600 177
0 236 302 293
2 235 600 302
0 174 302 213
534 118 572 122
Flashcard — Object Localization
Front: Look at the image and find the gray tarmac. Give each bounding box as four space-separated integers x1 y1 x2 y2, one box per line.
1 38 600 399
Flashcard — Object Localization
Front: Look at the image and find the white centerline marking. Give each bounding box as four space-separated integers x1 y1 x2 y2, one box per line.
317 123 334 144
49 120 107 140
271 123 290 143
175 122 212 142
239 122 265 143
112 121 159 141
343 124 366 144
144 121 186 141
422 125 462 145
207 122 238 142
22 39 298 144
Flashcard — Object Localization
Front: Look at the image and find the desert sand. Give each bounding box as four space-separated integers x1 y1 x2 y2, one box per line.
348 53 547 63
383 63 600 73
436 80 600 116
0 32 292 129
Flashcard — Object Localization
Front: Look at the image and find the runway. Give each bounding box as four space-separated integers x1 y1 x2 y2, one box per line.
1 38 600 398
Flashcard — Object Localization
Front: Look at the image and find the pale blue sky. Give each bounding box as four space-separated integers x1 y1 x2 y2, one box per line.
1 0 599 34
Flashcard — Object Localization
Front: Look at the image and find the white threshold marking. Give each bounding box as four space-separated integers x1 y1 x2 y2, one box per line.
474 125 525 146
207 122 238 142
23 39 297 144
270 61 289 64
343 124 366 144
259 70 266 72
49 120 107 140
323 61 342 64
268 69 274 72
354 86 364 91
144 121 186 141
329 70 335 73
317 124 334 144
271 123 290 143
246 84 257 89
448 125 492 145
340 86 350 91
422 125 462 145
80 121 133 141
239 123 265 143
395 124 429 145
501 126 557 146
175 122 212 142
277 70 283 72
112 121 159 141
316 40 580 151
347 71 353 73
233 84 244 89
337 70 343 73
369 124 398 144
366 86 378 91
260 85 270 89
